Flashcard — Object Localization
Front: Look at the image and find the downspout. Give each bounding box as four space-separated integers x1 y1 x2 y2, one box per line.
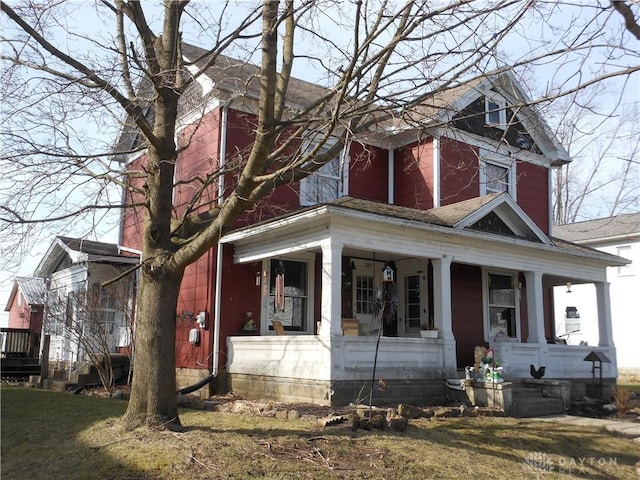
178 97 235 395
212 97 235 379
433 137 441 208
387 148 394 204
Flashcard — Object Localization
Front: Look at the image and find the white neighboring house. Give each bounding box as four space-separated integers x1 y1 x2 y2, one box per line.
553 213 640 381
34 237 139 372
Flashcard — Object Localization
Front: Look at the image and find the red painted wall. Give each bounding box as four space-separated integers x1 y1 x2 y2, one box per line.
450 263 485 368
439 137 480 206
349 143 388 202
6 295 43 332
394 140 434 209
174 110 221 217
516 161 550 233
120 153 147 251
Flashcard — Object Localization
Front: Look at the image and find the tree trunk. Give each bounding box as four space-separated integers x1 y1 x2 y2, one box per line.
122 262 184 429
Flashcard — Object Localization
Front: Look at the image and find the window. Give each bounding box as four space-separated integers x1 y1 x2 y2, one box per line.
355 274 374 316
404 275 421 330
267 259 309 332
486 162 510 194
299 144 343 206
486 272 517 340
480 150 515 198
617 246 633 276
485 95 507 128
89 284 118 335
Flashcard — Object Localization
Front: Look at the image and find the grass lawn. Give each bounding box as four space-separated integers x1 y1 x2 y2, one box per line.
1 384 639 479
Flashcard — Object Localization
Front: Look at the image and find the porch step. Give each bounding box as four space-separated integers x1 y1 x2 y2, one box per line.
512 396 565 417
42 378 78 392
511 379 569 417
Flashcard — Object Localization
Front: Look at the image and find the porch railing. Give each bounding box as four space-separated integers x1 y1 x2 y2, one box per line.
490 341 617 379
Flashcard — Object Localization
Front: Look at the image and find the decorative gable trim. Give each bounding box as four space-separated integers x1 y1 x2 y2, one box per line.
453 193 552 245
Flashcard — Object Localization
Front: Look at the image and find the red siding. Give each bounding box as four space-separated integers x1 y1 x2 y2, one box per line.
349 143 388 202
174 110 221 217
450 263 485 368
516 161 550 233
120 153 147 251
6 295 43 332
439 137 480 206
394 140 435 209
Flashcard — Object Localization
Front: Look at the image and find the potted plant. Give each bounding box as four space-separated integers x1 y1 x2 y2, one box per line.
420 322 438 338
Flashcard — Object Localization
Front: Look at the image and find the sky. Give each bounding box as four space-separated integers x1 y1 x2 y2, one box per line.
1 1 638 327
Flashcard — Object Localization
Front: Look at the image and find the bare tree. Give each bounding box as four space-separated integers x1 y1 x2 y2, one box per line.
552 92 639 224
2 1 638 429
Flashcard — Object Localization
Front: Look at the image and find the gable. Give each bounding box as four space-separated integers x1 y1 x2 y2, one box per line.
451 95 543 156
453 194 552 245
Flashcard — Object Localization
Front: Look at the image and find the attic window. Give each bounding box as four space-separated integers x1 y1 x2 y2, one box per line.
485 95 507 129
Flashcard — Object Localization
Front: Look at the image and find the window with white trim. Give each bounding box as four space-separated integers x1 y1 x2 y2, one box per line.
480 151 516 198
486 272 518 340
299 144 343 206
266 258 311 333
485 94 507 128
486 162 510 194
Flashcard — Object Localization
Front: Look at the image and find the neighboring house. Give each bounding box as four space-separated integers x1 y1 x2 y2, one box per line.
4 277 46 331
118 44 626 405
32 237 139 373
3 277 46 360
553 213 640 381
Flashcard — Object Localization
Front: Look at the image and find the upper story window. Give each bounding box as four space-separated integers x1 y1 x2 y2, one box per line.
485 93 507 129
299 143 344 206
480 150 516 199
486 162 510 194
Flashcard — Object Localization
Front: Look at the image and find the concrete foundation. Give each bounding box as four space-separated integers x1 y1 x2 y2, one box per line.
175 368 213 399
227 373 446 406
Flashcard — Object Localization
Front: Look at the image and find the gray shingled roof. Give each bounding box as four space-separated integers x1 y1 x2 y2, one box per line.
330 194 500 227
555 212 640 243
57 236 121 257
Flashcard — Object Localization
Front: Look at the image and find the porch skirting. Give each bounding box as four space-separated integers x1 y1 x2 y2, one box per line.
226 335 456 406
227 373 446 406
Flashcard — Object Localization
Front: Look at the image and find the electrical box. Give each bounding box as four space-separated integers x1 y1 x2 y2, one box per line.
188 328 200 345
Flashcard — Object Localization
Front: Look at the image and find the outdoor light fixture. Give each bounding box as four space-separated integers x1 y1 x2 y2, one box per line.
566 282 572 293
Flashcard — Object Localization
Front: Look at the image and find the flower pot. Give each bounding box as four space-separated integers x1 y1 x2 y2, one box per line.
420 330 438 339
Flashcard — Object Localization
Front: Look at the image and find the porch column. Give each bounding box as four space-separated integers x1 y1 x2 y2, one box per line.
432 256 457 375
524 271 546 343
319 239 344 337
432 256 453 340
596 281 614 347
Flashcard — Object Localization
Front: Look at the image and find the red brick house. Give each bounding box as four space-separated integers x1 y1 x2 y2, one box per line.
118 44 626 406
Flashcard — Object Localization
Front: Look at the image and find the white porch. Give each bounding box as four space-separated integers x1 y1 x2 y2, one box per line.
222 196 624 406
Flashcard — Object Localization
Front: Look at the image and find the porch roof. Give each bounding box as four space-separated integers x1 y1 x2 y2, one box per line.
220 195 627 273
